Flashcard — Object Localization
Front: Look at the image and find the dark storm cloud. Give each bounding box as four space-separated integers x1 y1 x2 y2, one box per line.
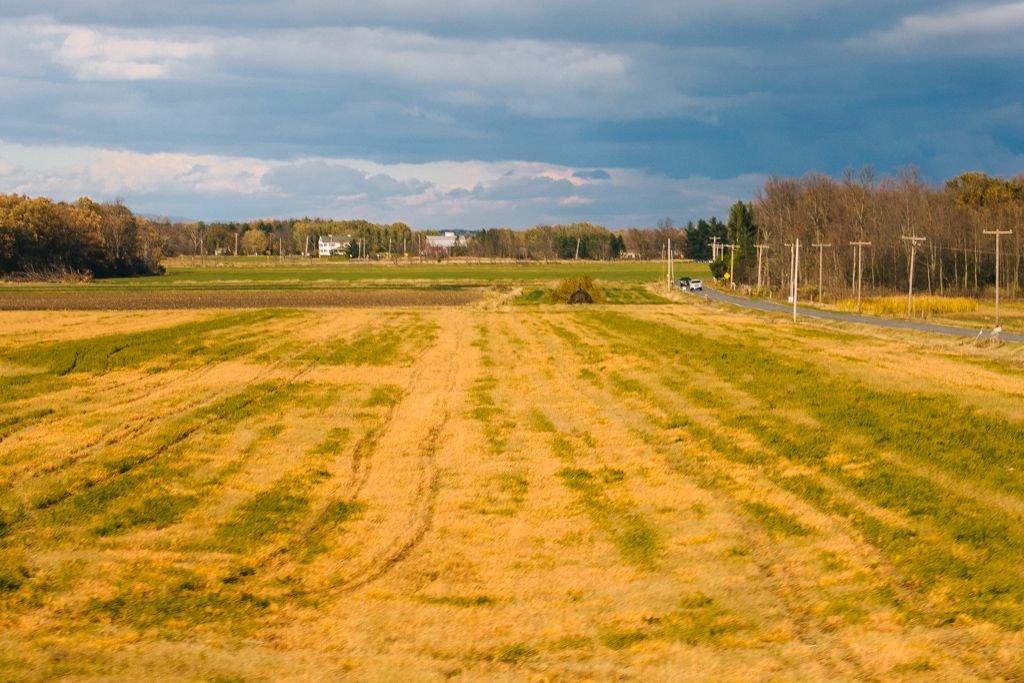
0 2 1021 224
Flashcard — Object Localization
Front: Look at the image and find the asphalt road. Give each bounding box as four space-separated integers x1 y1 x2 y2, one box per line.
683 286 1024 343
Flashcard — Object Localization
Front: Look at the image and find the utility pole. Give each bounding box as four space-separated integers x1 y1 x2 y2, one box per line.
984 228 1013 326
755 244 769 292
234 232 239 257
849 240 871 314
709 235 720 262
575 236 582 260
666 237 671 291
785 239 800 322
726 243 738 290
812 241 832 302
902 234 926 318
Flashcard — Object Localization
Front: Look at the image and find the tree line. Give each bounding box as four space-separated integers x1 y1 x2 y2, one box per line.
155 218 694 261
0 194 162 278
735 169 1024 300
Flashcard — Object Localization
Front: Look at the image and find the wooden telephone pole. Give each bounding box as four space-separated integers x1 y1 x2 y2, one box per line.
902 234 926 318
785 239 800 322
812 241 831 302
755 244 769 292
666 237 674 291
849 240 871 314
984 228 1013 326
725 244 738 290
708 236 720 262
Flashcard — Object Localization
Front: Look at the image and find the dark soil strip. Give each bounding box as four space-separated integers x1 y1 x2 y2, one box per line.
0 289 482 310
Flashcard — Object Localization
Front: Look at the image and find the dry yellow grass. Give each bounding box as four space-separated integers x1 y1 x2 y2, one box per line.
835 295 978 318
1 301 1022 680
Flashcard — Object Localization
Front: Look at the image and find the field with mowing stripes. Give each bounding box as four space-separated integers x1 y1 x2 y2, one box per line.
1 277 1024 680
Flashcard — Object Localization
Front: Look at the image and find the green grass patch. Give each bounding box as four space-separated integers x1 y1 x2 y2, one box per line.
600 592 747 650
366 384 403 407
209 477 310 554
0 407 54 441
0 372 68 404
88 565 270 633
558 466 659 569
740 501 813 538
477 471 529 516
91 494 198 537
143 261 701 286
604 287 670 304
493 642 537 664
417 594 497 608
3 310 295 375
527 408 556 433
300 499 366 561
309 427 351 458
469 375 515 454
300 318 437 366
514 284 669 305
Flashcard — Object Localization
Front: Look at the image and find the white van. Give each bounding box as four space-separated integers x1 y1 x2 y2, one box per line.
689 279 703 291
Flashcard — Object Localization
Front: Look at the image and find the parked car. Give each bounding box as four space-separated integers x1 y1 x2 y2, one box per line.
677 277 691 289
689 279 704 291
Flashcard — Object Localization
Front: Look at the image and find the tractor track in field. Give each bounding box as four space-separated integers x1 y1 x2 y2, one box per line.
320 313 465 595
253 326 449 576
9 333 329 516
331 417 447 594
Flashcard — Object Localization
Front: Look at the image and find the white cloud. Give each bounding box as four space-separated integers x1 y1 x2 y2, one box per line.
54 26 212 80
855 2 1024 54
0 141 763 227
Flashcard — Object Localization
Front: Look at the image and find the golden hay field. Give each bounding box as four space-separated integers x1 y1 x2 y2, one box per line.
1 292 1024 681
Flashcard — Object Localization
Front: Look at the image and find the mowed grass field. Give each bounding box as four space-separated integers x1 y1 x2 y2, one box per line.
1 266 1024 680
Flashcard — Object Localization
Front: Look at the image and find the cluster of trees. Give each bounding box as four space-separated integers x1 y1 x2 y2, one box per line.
744 169 1024 299
156 218 416 258
0 194 161 277
469 222 714 261
469 223 625 260
157 218 304 257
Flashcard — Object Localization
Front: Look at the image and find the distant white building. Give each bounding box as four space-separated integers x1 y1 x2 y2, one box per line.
425 232 464 249
318 234 352 257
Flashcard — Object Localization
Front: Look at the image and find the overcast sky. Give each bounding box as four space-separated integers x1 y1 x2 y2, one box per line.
0 1 1021 228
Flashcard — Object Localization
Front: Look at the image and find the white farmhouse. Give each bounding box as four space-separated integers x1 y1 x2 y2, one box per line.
425 232 463 249
318 234 352 257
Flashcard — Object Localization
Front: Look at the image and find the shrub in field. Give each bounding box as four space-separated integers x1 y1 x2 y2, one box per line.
548 275 606 304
